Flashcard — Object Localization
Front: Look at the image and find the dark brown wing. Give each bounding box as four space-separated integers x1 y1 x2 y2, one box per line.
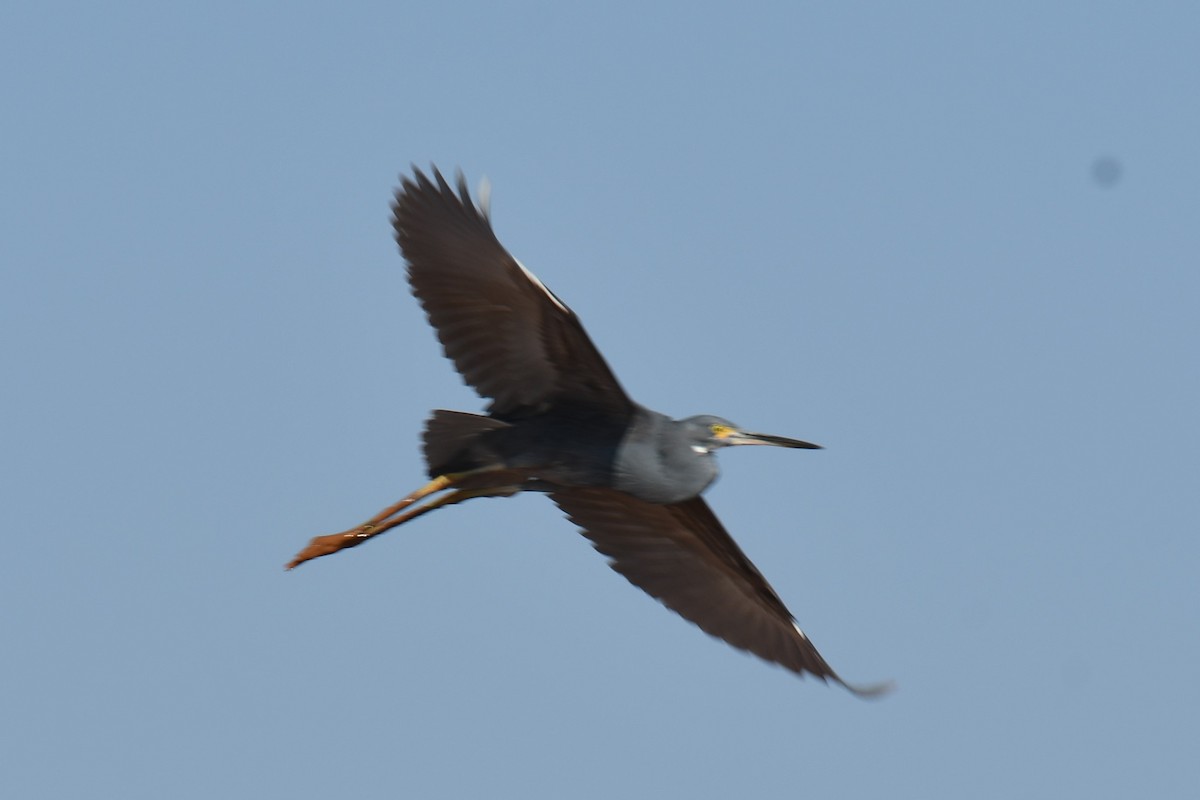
552 488 890 696
392 167 632 419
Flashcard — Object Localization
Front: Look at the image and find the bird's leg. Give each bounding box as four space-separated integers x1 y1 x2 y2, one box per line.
359 475 456 529
285 474 455 569
284 469 519 570
348 484 520 538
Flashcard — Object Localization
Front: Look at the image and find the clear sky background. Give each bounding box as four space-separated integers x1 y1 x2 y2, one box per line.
3 2 1197 798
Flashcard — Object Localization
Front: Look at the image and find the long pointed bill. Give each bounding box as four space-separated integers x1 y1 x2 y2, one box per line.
725 430 823 449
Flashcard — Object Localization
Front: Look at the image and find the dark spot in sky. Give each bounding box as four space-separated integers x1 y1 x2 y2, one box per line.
1091 156 1123 188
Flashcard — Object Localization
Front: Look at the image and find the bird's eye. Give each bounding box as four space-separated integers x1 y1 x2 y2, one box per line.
709 423 733 439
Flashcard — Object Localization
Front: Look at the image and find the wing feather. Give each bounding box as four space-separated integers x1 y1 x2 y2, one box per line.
553 488 890 695
392 168 631 418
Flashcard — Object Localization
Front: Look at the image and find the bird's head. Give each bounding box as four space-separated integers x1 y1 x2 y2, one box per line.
679 415 822 454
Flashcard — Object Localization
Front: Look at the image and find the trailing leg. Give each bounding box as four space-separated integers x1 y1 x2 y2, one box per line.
284 467 526 570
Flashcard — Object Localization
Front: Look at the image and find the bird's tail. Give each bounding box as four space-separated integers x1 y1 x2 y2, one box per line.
422 410 510 478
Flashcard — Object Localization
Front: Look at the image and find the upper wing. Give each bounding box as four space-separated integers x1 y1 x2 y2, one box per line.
392 167 632 419
552 488 890 695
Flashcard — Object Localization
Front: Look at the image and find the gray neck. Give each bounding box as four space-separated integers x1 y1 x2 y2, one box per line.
612 408 720 504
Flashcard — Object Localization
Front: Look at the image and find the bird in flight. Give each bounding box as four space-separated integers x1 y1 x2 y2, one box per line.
287 167 890 697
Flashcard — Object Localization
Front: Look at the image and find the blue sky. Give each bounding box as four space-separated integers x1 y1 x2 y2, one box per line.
2 2 1197 797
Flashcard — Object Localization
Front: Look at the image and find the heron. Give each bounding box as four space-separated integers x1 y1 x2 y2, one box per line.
287 167 890 697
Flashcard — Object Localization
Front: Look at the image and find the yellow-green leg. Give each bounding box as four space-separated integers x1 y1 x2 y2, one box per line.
285 469 517 570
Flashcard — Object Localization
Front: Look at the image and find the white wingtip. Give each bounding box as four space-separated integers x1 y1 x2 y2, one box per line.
477 175 492 219
842 678 897 699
